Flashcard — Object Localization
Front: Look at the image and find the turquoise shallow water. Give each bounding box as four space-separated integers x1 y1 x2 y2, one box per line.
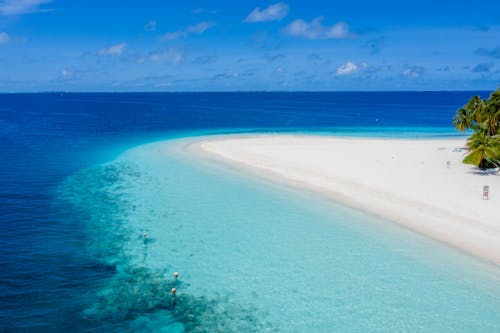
4 92 495 332
58 137 500 332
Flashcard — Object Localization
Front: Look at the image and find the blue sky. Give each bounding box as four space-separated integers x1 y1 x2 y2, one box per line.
0 0 499 91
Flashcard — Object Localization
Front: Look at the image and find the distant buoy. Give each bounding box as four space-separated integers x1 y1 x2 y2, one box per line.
174 272 179 280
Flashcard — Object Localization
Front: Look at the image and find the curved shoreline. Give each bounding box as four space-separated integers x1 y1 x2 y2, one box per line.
185 134 500 265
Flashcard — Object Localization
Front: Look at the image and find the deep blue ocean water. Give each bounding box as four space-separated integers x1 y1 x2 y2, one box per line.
0 91 496 332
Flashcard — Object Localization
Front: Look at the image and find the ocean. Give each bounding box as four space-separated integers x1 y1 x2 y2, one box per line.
1 92 499 332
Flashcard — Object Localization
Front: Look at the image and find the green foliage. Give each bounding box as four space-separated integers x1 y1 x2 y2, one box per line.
465 131 500 169
454 89 500 169
462 153 475 165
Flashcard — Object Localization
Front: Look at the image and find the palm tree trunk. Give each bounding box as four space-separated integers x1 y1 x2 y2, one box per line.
479 158 487 170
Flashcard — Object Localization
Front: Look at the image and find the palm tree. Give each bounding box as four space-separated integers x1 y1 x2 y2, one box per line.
481 108 500 136
455 89 500 169
465 95 485 122
465 130 500 169
483 90 500 136
453 107 473 131
453 95 485 132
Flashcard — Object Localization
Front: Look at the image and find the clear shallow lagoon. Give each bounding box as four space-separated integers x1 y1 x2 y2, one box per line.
1 92 499 332
57 138 500 332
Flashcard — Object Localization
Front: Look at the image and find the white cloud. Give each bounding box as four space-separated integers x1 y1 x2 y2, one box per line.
0 32 9 44
274 67 286 75
144 20 157 32
402 65 424 78
0 0 51 15
137 48 183 65
161 21 215 41
187 22 214 33
61 69 72 77
151 49 183 64
284 17 353 39
99 43 127 56
336 61 358 76
212 71 243 80
244 2 289 22
58 69 79 81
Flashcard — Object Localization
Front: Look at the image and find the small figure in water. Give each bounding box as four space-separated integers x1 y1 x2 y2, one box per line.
171 287 177 304
174 272 179 280
143 231 147 239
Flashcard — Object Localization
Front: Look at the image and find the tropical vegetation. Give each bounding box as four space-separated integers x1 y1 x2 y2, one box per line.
453 89 500 169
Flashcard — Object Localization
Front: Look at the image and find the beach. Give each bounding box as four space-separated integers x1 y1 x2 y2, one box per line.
189 135 500 265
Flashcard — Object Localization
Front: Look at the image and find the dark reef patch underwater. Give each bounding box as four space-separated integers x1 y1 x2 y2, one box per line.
56 159 271 332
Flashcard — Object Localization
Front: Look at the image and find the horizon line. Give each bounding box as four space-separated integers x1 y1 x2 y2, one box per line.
0 89 495 94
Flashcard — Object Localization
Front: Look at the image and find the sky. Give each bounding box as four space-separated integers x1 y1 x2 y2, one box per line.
0 0 499 92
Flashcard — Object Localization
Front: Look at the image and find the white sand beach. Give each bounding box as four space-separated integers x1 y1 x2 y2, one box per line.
189 135 500 265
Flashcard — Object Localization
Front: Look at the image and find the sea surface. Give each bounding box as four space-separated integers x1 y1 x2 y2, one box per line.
1 92 499 332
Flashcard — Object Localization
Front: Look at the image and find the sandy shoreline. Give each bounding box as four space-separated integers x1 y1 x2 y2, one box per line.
186 134 500 265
